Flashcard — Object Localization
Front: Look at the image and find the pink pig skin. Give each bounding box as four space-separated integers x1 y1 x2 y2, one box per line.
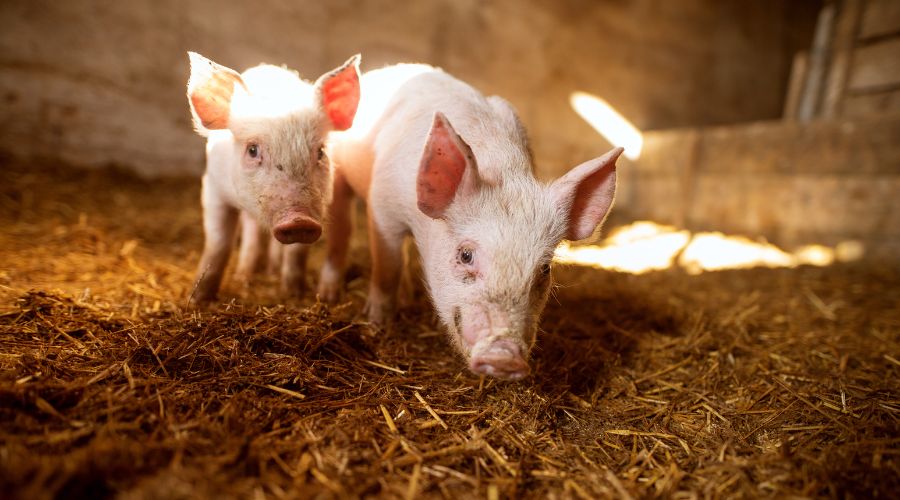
319 65 621 380
185 52 360 302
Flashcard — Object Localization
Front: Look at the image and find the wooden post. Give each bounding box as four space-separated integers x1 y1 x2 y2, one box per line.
821 0 864 118
798 4 836 122
783 51 809 120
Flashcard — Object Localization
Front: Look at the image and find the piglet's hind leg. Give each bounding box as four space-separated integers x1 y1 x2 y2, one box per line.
281 243 309 297
318 171 354 303
364 212 405 328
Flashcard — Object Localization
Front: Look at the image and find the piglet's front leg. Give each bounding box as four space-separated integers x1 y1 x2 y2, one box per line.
233 211 267 289
191 178 239 304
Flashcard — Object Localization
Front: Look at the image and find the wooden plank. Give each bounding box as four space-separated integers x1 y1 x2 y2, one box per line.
860 0 900 39
842 89 900 117
848 37 900 91
798 5 836 121
783 51 808 119
821 0 863 118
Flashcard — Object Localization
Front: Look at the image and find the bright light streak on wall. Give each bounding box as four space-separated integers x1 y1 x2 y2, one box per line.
570 91 643 160
554 221 863 275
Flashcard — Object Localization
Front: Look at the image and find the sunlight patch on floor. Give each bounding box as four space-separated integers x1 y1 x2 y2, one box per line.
554 221 864 274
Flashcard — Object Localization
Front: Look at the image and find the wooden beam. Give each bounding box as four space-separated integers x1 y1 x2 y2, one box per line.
848 37 900 91
798 4 836 122
821 0 864 118
859 0 900 40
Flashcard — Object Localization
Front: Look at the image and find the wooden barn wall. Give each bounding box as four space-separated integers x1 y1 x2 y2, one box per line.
619 115 900 256
840 0 900 117
0 0 817 178
618 0 900 255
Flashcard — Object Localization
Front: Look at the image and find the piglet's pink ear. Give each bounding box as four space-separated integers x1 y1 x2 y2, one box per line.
417 112 480 219
315 54 361 131
550 147 622 241
186 52 246 131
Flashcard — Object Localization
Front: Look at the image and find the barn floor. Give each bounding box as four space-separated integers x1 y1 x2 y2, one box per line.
1 159 898 499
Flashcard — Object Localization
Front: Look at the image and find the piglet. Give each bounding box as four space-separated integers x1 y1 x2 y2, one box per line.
319 65 621 380
185 52 360 302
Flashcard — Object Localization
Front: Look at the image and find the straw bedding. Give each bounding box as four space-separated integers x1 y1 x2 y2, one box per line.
1 159 897 498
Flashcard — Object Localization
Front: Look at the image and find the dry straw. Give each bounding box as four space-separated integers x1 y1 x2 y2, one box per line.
0 161 898 497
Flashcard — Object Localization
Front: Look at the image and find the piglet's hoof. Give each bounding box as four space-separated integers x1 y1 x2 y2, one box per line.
232 274 253 292
188 282 219 307
317 264 343 304
280 276 307 298
363 300 394 333
316 282 341 304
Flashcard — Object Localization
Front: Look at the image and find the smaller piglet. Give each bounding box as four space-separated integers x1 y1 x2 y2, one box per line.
186 52 360 302
319 65 621 380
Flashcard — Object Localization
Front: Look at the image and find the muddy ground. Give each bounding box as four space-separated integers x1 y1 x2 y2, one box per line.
1 159 898 498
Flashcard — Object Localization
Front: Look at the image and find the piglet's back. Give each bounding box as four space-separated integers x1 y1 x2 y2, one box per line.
367 68 531 186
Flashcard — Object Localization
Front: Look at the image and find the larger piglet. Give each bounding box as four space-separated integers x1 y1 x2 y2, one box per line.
319 65 621 380
185 52 360 302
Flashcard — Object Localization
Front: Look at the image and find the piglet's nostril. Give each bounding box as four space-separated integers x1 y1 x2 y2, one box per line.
469 340 530 380
273 216 321 244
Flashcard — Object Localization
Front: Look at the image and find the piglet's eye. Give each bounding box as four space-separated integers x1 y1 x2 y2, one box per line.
541 262 552 276
317 147 326 162
247 144 260 159
458 247 474 265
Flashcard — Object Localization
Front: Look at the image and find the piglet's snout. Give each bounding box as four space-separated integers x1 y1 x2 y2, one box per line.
273 214 322 244
469 339 530 381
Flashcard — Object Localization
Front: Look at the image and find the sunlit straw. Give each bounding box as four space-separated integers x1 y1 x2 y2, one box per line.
555 222 689 274
678 232 797 274
554 221 863 274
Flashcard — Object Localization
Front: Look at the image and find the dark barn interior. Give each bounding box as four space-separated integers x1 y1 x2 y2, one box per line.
1 1 899 498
